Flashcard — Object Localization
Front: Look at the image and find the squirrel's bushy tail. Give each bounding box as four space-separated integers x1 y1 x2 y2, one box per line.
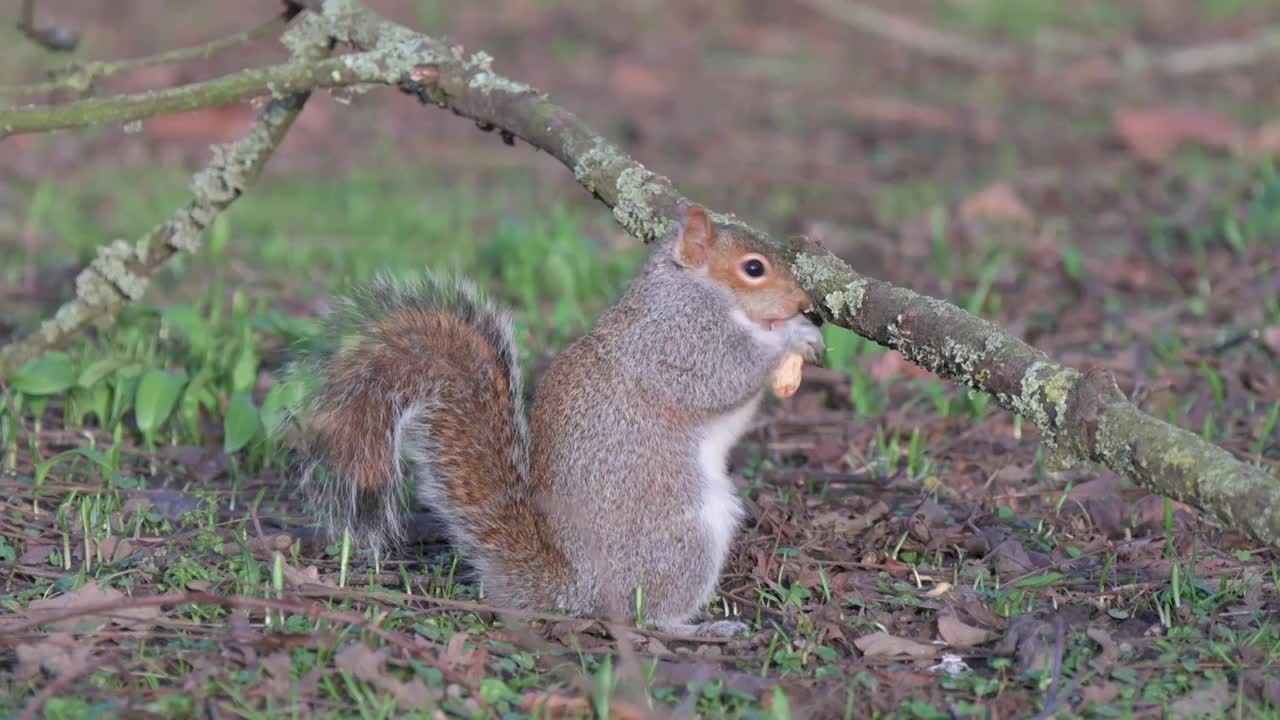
290 270 565 602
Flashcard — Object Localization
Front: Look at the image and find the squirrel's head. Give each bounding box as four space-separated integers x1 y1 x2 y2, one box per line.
671 205 815 327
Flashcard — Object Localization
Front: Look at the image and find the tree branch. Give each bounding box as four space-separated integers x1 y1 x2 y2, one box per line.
1140 26 1280 75
791 263 1280 549
0 10 295 98
782 0 1280 80
792 0 1013 69
0 55 361 136
0 17 336 375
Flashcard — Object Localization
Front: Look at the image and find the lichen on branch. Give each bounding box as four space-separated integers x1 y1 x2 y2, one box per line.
0 11 337 375
0 11 294 98
0 56 361 136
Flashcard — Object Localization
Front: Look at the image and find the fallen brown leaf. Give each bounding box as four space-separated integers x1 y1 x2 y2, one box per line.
1244 668 1280 707
333 642 431 709
849 96 960 133
222 611 261 666
27 580 161 632
990 539 1041 577
1252 121 1280 154
15 637 94 680
986 464 1032 488
937 614 995 647
610 60 665 100
281 563 332 589
1079 681 1124 709
1114 107 1244 164
924 582 952 598
18 544 54 565
959 182 1034 227
260 650 294 697
994 615 1055 674
522 692 648 720
1262 326 1280 355
1057 57 1116 91
846 501 891 535
246 534 295 554
854 631 937 658
1168 681 1231 720
1067 474 1125 499
444 632 491 683
1130 494 1198 534
1085 626 1127 673
96 536 135 564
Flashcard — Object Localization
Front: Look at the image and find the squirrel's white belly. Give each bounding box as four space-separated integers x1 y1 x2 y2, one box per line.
696 395 758 565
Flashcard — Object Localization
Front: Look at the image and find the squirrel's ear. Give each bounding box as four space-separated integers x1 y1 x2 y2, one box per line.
673 205 715 269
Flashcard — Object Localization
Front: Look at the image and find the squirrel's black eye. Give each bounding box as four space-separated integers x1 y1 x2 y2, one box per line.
742 258 766 278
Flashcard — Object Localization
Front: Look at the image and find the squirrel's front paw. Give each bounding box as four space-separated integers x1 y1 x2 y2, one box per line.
781 316 825 364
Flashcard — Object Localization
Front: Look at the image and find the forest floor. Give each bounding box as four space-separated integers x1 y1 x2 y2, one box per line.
2 0 1280 717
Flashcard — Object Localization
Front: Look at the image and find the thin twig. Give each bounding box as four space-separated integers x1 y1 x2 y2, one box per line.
793 0 1280 79
0 55 361 136
295 585 741 645
792 0 1013 69
1143 26 1280 76
0 10 296 98
1031 616 1068 720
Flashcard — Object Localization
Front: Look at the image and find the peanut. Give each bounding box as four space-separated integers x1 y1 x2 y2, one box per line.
770 352 804 399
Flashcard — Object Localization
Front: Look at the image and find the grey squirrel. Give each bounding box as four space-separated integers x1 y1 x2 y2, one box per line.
289 206 826 637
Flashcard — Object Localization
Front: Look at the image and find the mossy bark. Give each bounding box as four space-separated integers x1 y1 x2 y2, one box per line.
1 57 357 136
788 257 1280 547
